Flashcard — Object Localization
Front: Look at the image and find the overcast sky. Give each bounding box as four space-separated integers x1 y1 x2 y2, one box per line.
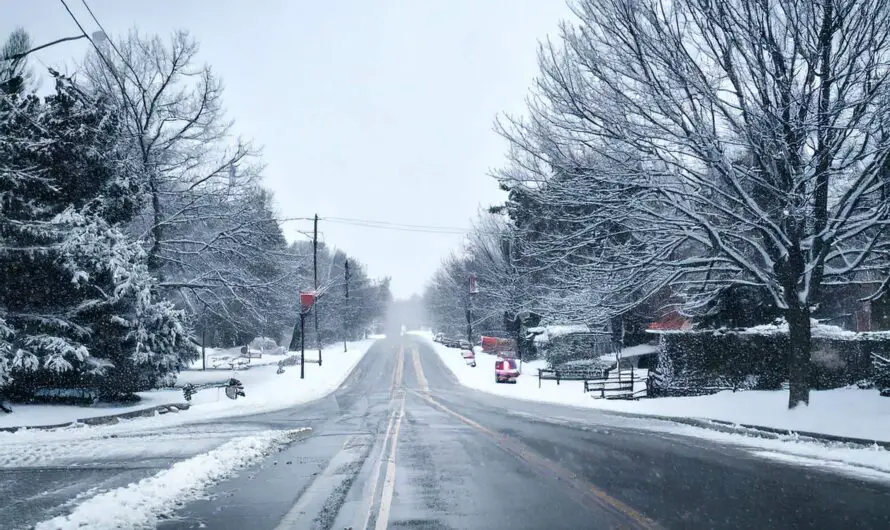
2 0 569 299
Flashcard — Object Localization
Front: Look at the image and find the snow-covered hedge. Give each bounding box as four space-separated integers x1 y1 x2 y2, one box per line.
656 322 890 393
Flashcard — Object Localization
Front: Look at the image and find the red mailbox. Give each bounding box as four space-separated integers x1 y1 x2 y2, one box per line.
300 290 317 311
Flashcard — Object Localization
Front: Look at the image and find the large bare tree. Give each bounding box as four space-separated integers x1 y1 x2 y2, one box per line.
498 0 890 408
81 30 291 336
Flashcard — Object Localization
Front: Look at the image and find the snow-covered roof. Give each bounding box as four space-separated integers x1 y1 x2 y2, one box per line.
652 318 890 340
597 343 658 362
527 324 591 343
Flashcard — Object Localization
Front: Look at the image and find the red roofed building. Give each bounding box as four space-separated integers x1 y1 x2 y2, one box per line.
647 311 692 332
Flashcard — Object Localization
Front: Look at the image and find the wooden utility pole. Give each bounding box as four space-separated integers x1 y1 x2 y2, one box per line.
313 214 322 366
344 258 350 352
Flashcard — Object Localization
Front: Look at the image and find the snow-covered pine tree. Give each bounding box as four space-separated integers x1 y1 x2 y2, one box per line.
0 70 196 401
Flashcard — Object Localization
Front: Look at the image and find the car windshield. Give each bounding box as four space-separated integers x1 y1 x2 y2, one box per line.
4 2 890 529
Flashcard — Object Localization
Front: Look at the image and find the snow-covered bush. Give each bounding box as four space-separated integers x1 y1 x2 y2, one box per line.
0 72 195 401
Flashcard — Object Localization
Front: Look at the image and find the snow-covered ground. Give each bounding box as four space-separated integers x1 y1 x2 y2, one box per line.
0 339 377 430
419 331 890 480
33 428 307 530
422 332 890 442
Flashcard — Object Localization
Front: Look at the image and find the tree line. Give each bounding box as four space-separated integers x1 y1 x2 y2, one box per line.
0 28 390 401
425 0 890 409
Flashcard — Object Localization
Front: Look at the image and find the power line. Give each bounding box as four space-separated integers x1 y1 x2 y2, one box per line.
322 217 471 235
79 0 130 70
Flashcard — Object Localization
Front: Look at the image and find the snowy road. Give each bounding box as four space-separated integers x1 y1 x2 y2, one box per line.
8 336 890 529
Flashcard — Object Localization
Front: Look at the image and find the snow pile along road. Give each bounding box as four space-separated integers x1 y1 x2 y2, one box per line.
424 333 890 442
34 428 309 530
419 331 890 481
0 339 377 430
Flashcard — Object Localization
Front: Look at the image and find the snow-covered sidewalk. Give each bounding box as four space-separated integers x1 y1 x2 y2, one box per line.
423 333 890 442
0 339 377 431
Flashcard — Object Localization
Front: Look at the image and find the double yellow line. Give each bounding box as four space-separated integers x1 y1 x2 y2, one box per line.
407 388 658 530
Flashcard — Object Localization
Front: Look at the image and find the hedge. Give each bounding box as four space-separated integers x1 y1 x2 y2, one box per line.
655 327 890 393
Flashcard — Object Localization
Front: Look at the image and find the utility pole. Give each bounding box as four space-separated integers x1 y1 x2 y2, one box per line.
467 274 478 345
300 311 306 379
313 214 321 366
201 302 208 371
344 259 350 352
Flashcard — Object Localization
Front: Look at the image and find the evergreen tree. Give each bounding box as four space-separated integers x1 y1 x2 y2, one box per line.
0 72 195 400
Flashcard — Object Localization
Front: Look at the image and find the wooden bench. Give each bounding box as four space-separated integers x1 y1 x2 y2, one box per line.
181 378 245 401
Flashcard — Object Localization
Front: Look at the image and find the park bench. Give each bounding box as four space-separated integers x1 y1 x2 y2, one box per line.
181 378 245 401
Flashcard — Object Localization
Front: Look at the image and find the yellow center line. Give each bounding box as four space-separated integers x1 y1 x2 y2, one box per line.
360 409 396 530
407 389 658 530
374 398 405 530
390 344 404 396
411 346 429 393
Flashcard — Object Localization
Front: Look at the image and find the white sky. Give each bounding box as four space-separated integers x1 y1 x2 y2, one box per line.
1 0 569 298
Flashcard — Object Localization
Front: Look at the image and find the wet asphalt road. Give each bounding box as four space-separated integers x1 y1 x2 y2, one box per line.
6 336 890 529
154 335 890 530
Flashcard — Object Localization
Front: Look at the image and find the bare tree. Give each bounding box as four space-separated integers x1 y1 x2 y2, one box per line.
497 0 890 408
80 30 287 335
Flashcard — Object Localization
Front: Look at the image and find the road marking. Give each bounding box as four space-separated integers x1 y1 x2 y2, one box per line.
359 409 397 530
275 435 370 530
407 389 658 530
411 347 429 393
390 345 404 396
374 398 405 530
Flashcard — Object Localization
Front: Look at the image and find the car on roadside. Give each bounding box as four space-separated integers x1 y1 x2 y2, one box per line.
494 357 520 384
461 349 476 367
459 340 471 350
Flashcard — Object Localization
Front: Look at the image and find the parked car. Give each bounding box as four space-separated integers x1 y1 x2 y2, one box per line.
495 357 520 384
461 349 476 367
434 333 445 343
459 340 471 350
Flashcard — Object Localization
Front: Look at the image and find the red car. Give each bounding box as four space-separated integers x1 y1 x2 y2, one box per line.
494 358 520 384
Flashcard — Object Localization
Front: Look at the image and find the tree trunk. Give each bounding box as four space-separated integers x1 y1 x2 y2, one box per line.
786 304 811 409
147 174 163 275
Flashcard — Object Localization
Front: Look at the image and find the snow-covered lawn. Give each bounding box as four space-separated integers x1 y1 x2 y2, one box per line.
419 331 890 480
0 339 377 430
422 333 890 442
33 428 307 530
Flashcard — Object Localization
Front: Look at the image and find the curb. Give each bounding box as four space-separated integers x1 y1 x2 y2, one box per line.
0 403 192 433
598 409 890 450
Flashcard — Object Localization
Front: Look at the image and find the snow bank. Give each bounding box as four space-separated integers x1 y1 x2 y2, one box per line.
34 428 307 530
166 338 376 423
0 339 376 430
426 336 890 442
426 336 890 480
0 391 178 430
